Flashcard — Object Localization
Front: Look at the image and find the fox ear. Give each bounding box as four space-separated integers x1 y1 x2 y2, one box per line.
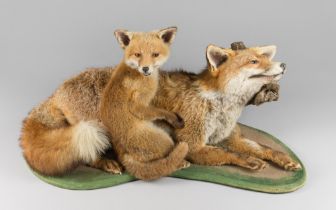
258 45 277 60
114 29 133 49
158 26 177 45
206 45 229 76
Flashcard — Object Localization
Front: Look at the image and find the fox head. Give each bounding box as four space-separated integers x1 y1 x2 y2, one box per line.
203 42 286 103
114 27 177 76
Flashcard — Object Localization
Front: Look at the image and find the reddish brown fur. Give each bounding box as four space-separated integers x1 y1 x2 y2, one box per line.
152 46 300 171
153 71 266 170
21 118 76 175
199 48 272 92
100 29 189 180
20 69 121 176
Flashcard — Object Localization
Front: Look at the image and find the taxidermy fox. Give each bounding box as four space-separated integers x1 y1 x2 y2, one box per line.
100 27 190 180
153 42 301 171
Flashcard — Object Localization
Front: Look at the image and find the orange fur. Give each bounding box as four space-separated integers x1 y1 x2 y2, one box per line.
152 44 301 171
100 27 189 180
20 65 119 176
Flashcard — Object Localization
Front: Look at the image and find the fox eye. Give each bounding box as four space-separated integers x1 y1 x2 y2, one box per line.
250 59 259 64
134 53 141 57
152 53 160 57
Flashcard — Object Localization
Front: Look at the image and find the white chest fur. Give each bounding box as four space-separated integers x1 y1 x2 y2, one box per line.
200 70 267 145
203 96 244 145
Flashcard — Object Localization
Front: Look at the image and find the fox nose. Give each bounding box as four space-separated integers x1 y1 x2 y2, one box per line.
142 66 149 73
280 63 286 70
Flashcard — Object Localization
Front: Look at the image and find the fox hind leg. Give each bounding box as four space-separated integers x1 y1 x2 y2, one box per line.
188 145 267 170
227 137 302 171
89 158 123 174
177 160 191 170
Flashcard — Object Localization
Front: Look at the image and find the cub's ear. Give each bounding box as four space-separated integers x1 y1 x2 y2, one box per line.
258 45 277 60
114 29 133 49
158 26 177 45
206 45 229 76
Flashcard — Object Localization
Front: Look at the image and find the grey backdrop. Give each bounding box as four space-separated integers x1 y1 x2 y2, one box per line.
1 0 335 210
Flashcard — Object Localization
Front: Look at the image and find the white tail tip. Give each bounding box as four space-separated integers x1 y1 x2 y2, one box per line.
72 121 111 163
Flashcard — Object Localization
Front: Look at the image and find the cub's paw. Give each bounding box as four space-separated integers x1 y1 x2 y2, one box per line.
178 160 191 170
104 160 123 174
168 113 185 129
96 159 123 174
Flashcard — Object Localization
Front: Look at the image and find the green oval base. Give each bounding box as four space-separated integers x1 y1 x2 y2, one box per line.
30 123 306 193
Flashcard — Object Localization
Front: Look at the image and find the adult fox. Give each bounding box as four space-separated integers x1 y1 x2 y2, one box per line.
154 42 301 171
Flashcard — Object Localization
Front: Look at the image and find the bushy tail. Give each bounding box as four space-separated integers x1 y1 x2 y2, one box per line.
122 142 189 180
20 117 110 176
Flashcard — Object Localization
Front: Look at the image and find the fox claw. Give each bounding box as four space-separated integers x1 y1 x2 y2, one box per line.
102 160 123 174
170 113 185 129
245 156 267 171
178 160 191 170
237 155 267 171
281 158 302 171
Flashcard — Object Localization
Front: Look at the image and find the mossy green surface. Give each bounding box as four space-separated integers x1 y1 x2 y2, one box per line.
30 124 306 193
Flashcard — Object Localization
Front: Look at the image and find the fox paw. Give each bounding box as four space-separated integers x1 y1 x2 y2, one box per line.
178 160 191 170
240 156 267 171
273 152 302 171
100 159 123 174
284 161 302 171
170 113 185 129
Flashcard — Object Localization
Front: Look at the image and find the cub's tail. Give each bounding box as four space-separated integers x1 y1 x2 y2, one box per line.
122 142 189 180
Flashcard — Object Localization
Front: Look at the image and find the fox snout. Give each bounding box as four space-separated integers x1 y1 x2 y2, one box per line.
263 62 286 81
141 66 151 76
137 64 155 76
280 63 286 71
142 66 149 73
280 63 286 74
274 62 286 75
263 62 286 77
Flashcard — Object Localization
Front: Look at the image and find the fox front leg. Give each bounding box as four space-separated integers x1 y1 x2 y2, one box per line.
129 104 184 129
248 83 280 106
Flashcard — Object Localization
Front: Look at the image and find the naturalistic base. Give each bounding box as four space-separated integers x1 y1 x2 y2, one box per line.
30 123 306 193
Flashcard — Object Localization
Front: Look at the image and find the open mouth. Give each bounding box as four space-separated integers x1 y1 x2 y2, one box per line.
249 72 283 79
143 72 151 76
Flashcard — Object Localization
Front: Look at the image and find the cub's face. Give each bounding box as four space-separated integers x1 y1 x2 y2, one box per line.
206 44 286 98
124 36 170 76
114 27 177 76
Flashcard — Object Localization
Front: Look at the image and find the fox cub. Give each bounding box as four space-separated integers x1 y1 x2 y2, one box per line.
100 27 189 180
